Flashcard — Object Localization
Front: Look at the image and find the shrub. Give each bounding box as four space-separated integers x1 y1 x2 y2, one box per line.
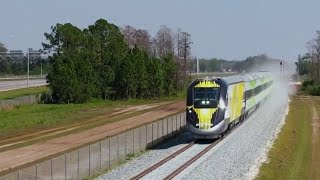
301 80 314 92
307 85 320 96
302 80 314 87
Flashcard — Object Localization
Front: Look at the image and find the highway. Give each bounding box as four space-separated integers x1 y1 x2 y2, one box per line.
0 79 47 92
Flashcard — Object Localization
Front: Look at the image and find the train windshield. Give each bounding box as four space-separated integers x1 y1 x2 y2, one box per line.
193 87 220 108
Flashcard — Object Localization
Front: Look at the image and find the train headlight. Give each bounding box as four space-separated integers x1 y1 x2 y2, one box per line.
206 101 210 104
188 110 192 113
219 100 226 109
201 101 205 104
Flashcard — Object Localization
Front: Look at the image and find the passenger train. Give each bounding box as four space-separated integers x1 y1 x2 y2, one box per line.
186 72 273 139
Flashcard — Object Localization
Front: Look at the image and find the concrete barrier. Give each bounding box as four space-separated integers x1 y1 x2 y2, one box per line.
0 95 41 111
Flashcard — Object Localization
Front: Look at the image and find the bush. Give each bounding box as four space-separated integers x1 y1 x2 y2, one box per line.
302 80 314 87
307 85 320 96
301 80 314 92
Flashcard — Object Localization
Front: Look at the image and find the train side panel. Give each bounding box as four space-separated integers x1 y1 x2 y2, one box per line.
228 82 245 122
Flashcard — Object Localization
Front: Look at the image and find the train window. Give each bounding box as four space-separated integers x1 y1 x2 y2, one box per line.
245 90 253 99
194 88 206 100
207 90 219 101
254 85 262 94
193 88 220 108
245 80 273 101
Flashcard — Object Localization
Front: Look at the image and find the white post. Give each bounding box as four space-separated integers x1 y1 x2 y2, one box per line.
196 58 199 75
41 61 42 78
27 49 29 87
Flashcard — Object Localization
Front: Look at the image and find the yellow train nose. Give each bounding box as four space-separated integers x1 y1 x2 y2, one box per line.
193 108 217 129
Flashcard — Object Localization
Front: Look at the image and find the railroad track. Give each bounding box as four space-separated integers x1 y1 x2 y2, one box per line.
130 121 241 180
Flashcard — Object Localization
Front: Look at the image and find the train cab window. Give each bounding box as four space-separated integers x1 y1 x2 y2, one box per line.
194 87 220 108
194 88 206 100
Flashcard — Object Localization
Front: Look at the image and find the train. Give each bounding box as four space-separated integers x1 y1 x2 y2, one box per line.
186 72 273 139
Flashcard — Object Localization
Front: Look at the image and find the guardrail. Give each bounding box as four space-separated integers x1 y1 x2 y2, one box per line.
0 75 47 79
0 112 186 180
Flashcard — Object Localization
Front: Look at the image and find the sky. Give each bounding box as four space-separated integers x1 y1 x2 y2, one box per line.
1 0 320 61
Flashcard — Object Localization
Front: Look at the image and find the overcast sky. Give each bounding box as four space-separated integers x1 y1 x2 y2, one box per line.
1 0 320 61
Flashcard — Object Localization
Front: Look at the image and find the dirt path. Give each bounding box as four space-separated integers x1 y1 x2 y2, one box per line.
310 98 320 179
0 101 184 173
300 96 320 179
0 102 170 152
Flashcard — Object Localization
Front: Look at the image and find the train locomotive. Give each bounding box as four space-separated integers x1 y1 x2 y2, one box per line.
186 72 273 139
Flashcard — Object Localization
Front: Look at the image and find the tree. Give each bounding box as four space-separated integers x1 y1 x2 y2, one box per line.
86 19 129 100
179 31 192 78
124 48 138 98
43 19 188 103
136 49 149 98
0 59 11 74
296 53 312 76
42 24 64 56
162 53 177 96
311 31 320 83
0 42 7 52
134 29 151 53
122 25 136 49
44 23 98 103
176 28 182 58
122 26 151 53
154 25 174 58
0 42 10 74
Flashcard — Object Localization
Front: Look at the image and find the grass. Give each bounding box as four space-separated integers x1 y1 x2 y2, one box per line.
0 94 184 139
310 98 320 179
256 96 313 180
0 86 49 100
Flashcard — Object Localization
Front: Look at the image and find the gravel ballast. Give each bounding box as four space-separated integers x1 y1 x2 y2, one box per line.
97 80 291 180
96 133 193 180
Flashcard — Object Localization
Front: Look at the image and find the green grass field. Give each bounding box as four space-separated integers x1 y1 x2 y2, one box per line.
256 96 313 180
0 90 185 139
0 86 49 100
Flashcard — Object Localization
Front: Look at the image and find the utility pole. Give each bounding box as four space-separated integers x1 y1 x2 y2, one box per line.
280 61 285 79
298 55 301 82
27 48 29 87
40 56 43 78
196 58 199 75
41 61 42 78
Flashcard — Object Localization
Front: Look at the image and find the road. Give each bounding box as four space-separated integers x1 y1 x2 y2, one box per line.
0 79 47 92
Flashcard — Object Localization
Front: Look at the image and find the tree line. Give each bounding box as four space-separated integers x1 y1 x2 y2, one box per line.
0 59 50 76
296 30 320 95
199 54 283 73
42 19 192 103
296 31 320 82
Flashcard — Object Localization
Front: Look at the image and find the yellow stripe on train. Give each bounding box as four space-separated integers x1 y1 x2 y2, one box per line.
193 108 217 129
195 81 220 88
